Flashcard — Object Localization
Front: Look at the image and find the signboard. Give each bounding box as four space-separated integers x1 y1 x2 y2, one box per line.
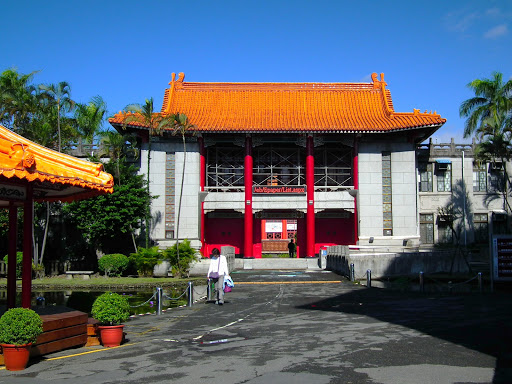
286 222 297 230
265 221 283 233
492 235 512 281
253 185 306 195
0 184 26 201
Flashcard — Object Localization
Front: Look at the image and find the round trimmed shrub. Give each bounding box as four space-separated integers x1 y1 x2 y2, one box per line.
0 308 43 345
91 292 130 325
98 254 129 277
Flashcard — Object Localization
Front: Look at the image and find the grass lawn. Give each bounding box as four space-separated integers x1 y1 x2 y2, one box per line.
0 275 207 290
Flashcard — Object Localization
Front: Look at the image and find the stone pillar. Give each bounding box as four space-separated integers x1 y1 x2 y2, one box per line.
244 136 253 258
306 135 315 257
199 136 206 256
353 136 359 244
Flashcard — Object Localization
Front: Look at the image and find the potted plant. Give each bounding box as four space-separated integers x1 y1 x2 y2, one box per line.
0 308 43 371
91 292 130 347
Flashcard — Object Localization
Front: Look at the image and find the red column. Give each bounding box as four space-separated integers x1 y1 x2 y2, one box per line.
353 137 359 244
244 136 253 257
199 136 206 256
22 186 33 308
7 202 17 309
306 135 315 257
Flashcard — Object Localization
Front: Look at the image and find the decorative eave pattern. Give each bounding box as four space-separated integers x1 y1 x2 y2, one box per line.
0 125 114 202
109 72 446 134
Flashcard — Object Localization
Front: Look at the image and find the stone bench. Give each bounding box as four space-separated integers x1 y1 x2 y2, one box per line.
65 271 94 280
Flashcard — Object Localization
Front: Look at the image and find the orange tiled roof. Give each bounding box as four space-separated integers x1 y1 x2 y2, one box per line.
109 72 445 133
0 124 114 203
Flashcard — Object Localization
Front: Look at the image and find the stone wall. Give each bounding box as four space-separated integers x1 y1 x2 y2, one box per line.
326 245 470 279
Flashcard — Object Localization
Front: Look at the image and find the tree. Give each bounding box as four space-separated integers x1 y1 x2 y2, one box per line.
0 68 40 132
121 98 174 247
74 96 107 143
460 72 512 218
460 71 512 138
63 161 152 255
169 113 196 269
39 82 75 152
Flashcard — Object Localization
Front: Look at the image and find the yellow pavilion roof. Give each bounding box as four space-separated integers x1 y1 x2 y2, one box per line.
0 124 114 204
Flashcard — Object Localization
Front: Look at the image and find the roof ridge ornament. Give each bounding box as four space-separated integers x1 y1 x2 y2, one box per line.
165 72 185 114
371 72 387 89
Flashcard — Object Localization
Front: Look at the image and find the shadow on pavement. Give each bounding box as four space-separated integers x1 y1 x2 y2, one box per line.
298 287 512 384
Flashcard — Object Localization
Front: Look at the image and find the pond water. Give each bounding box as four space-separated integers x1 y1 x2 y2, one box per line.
0 287 189 316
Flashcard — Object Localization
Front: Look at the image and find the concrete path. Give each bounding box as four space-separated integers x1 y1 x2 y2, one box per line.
0 270 510 384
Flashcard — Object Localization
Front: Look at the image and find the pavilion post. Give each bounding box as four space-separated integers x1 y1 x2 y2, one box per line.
22 186 33 308
7 202 18 309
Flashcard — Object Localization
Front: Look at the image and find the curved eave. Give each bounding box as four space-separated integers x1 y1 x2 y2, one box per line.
0 125 114 202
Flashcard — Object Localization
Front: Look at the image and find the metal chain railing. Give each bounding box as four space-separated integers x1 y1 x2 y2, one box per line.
129 292 157 308
129 282 211 316
348 263 485 293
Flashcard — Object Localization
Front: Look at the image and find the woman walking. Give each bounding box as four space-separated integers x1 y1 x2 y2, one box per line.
207 248 229 305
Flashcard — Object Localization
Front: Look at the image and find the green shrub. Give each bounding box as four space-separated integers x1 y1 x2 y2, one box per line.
91 292 131 325
0 308 43 345
162 239 197 277
98 254 129 277
262 253 289 258
129 246 162 277
3 252 23 279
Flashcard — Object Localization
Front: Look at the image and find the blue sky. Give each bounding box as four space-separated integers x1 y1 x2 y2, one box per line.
2 0 510 143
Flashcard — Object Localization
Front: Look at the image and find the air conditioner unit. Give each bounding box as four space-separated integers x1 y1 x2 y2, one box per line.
490 162 504 171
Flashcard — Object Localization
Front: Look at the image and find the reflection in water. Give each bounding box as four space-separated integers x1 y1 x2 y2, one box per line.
0 288 188 315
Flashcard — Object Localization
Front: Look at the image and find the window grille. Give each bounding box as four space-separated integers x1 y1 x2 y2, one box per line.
418 163 433 192
206 146 245 192
253 146 304 187
314 145 353 191
382 152 392 236
436 163 451 192
473 162 487 192
473 213 488 243
165 152 175 238
206 143 353 192
420 213 434 244
488 164 505 193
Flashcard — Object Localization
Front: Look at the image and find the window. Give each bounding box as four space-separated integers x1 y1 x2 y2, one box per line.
314 144 353 190
473 213 488 244
382 152 392 236
436 163 451 192
420 214 434 244
437 215 453 243
473 162 487 192
493 211 508 235
488 163 505 193
419 163 433 192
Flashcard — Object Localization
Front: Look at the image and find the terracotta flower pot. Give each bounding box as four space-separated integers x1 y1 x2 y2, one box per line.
1 343 32 371
98 325 124 347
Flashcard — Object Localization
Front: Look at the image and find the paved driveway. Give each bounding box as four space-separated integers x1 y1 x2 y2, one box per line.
0 270 510 384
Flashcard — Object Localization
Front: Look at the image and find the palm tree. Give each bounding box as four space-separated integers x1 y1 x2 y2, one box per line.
460 71 512 138
0 68 40 131
74 96 107 144
169 113 195 275
460 72 512 217
473 113 512 212
122 98 173 247
39 81 75 152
